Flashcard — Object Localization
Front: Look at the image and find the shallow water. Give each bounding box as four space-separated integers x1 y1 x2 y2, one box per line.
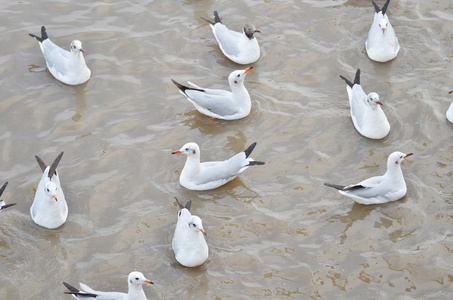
1 0 453 299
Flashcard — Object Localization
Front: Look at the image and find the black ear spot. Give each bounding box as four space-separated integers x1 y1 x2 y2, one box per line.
192 150 196 154
130 279 132 283
234 80 238 84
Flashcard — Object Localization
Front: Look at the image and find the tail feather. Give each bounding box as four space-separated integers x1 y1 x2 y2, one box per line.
0 182 7 197
381 0 391 15
324 182 346 190
29 26 48 42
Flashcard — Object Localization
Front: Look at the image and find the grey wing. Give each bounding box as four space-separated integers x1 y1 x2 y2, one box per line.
185 89 239 116
350 86 368 128
213 25 242 56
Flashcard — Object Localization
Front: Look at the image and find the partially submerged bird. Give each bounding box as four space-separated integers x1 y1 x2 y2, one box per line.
63 271 153 300
446 89 453 123
365 0 400 62
172 142 265 190
325 151 412 205
339 69 390 139
30 152 67 229
171 67 253 120
172 197 208 267
0 182 16 213
201 11 261 64
29 26 91 85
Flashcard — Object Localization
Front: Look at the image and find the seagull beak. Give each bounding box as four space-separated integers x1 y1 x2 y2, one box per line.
53 194 58 202
254 29 261 33
144 279 154 285
376 100 383 105
172 150 182 154
200 228 206 235
449 89 453 94
243 67 253 75
404 153 413 158
80 48 84 53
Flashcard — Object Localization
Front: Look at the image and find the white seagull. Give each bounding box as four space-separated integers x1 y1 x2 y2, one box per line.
171 142 265 190
339 69 390 139
30 152 68 229
201 11 261 64
324 151 413 205
446 89 453 123
0 182 16 213
171 67 253 120
172 197 208 267
29 26 91 85
63 271 153 300
365 0 400 62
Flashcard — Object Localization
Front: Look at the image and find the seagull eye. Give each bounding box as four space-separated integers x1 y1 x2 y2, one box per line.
46 188 50 192
185 148 189 151
135 277 139 280
237 74 240 77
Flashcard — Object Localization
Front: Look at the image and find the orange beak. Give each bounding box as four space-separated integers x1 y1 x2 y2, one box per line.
53 194 58 202
144 279 154 285
200 228 206 235
243 67 253 75
449 90 453 94
172 150 182 154
404 153 413 158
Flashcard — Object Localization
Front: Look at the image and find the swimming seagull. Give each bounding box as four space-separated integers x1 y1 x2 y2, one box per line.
0 182 16 213
446 89 453 123
324 151 412 205
30 151 68 229
339 69 390 139
63 271 153 300
172 197 208 267
365 0 400 62
172 142 265 190
29 26 91 85
201 11 261 64
171 67 253 120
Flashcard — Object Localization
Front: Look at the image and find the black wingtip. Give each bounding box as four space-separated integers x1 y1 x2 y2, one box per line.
29 26 48 42
62 282 79 293
213 11 221 24
339 75 353 88
0 182 8 197
1 203 17 210
372 0 381 13
48 151 64 180
171 79 204 94
200 16 215 25
175 197 191 211
354 69 360 85
243 142 257 158
381 0 391 15
248 161 265 166
324 183 346 190
35 155 47 172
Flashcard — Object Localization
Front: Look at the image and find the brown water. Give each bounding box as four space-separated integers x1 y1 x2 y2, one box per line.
1 0 453 299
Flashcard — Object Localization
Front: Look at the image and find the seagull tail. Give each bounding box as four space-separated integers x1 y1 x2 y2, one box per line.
171 79 204 95
63 282 97 297
248 161 265 166
29 26 48 42
324 183 346 190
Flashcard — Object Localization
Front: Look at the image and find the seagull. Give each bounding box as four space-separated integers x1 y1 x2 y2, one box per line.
172 197 208 267
172 142 265 190
29 26 91 85
0 182 16 213
339 69 390 139
30 151 68 229
63 271 153 300
324 151 413 205
201 11 261 64
365 0 400 62
446 89 453 123
171 67 253 120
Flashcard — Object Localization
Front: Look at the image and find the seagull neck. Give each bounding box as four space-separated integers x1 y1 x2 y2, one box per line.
126 284 146 300
385 163 403 179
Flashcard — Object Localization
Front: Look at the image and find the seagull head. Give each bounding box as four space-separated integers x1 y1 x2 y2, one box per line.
127 271 153 287
44 181 58 202
388 151 413 167
189 216 206 235
172 142 200 157
243 24 260 39
367 92 383 106
70 40 84 53
228 67 253 87
379 19 388 34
